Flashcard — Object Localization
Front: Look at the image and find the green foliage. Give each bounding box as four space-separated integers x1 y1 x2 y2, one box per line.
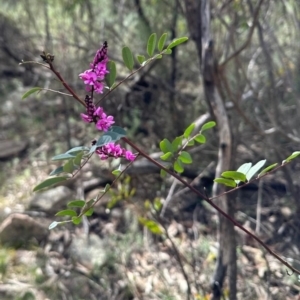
171 136 183 152
174 159 184 173
157 33 168 52
136 55 146 65
122 46 134 71
258 163 278 176
214 178 237 188
105 60 117 88
139 217 162 235
147 33 157 56
178 151 192 164
49 166 64 176
22 87 42 99
160 138 173 153
67 200 85 208
112 165 122 176
159 121 215 174
52 153 76 161
246 160 266 181
200 121 216 132
167 37 188 49
215 160 267 187
183 123 195 138
107 176 135 209
63 159 74 174
283 151 300 163
194 134 206 144
33 176 68 192
66 146 90 154
55 209 77 217
72 216 82 225
222 171 246 182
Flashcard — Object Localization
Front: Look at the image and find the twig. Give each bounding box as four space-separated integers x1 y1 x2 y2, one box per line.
220 0 265 67
160 178 178 217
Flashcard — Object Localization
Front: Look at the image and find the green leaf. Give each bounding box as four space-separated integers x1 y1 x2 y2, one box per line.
22 87 42 99
122 46 134 71
159 138 173 153
160 169 167 178
171 136 183 152
136 55 146 64
139 217 162 235
167 37 188 49
108 126 127 138
55 209 77 217
187 140 195 146
214 178 237 187
184 123 195 138
52 153 75 161
174 159 184 173
112 169 122 176
67 200 85 208
201 121 216 132
96 131 121 147
49 166 64 176
147 33 157 57
112 164 122 176
73 151 84 167
160 152 173 161
195 134 206 144
49 221 59 230
154 198 162 212
89 145 97 154
33 176 68 192
105 60 117 88
158 33 168 51
246 159 266 181
95 134 114 148
163 49 172 55
63 159 74 174
66 146 89 154
237 162 252 175
84 208 94 216
104 183 110 192
258 163 278 177
178 151 192 164
284 151 300 163
72 216 82 225
221 171 246 182
155 54 162 59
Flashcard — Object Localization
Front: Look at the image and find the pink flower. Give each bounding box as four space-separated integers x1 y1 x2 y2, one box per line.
96 143 136 162
80 113 93 123
94 81 104 94
79 43 109 94
124 150 136 161
79 70 97 85
96 114 115 131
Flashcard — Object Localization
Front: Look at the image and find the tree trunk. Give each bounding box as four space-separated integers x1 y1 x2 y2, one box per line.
184 0 237 299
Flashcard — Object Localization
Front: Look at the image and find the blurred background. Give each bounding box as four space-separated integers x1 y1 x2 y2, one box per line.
0 0 300 299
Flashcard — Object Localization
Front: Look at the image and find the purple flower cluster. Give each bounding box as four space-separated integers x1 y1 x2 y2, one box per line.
80 95 115 132
79 42 109 94
96 143 136 161
79 43 136 162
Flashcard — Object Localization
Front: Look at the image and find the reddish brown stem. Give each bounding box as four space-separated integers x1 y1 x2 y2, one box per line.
123 137 300 275
48 62 86 107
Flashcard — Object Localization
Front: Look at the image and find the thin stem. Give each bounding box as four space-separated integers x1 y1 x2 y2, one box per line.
19 61 50 69
78 155 138 217
48 62 86 107
96 53 163 106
